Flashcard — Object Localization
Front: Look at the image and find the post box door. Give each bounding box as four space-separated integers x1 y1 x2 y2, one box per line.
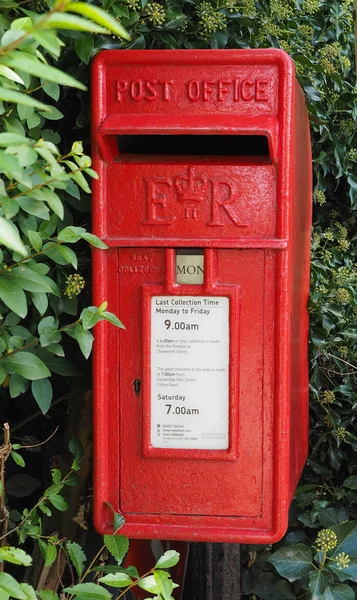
117 247 275 519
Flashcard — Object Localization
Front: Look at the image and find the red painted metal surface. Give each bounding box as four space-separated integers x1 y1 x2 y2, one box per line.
91 50 312 543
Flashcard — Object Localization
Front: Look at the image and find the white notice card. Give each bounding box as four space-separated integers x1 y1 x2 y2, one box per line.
150 296 229 450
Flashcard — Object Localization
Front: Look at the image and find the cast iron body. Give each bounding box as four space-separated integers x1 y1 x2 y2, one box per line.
91 49 312 543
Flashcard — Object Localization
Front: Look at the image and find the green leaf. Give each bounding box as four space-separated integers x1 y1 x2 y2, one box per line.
16 197 50 220
67 541 86 578
0 547 32 566
81 306 101 330
0 64 24 84
0 87 51 111
27 230 42 252
268 544 313 582
137 575 159 594
75 34 94 64
154 571 173 600
63 583 111 599
39 592 59 600
11 450 25 467
104 535 129 564
59 245 77 268
100 311 125 329
0 572 27 599
155 550 180 569
31 378 53 414
48 494 67 511
44 543 57 567
4 352 51 380
309 570 334 600
342 476 357 489
98 572 132 587
19 583 37 600
0 217 27 256
0 277 27 318
3 52 86 91
321 585 355 600
31 291 48 316
57 226 86 243
65 2 132 40
331 522 357 557
11 266 53 293
81 232 107 249
45 12 109 34
0 133 30 146
68 323 93 359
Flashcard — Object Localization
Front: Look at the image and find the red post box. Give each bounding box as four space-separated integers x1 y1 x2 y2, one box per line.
91 49 312 544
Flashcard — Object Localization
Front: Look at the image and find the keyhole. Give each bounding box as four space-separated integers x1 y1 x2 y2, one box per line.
133 379 141 396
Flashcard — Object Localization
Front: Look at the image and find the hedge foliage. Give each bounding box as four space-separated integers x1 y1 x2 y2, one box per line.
0 0 357 598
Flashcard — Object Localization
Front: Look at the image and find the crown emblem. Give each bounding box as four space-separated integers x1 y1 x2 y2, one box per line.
174 167 208 203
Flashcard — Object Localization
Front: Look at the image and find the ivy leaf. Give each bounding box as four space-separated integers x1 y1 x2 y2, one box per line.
31 378 53 414
331 522 357 557
321 585 355 600
62 583 111 599
4 352 51 380
309 570 334 600
268 544 313 582
67 541 86 578
155 550 180 569
104 535 129 564
0 277 27 318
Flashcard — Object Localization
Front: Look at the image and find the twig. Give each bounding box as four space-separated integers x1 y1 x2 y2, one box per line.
0 423 11 559
20 426 59 449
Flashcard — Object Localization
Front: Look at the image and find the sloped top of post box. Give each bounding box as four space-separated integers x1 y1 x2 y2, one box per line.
91 50 296 248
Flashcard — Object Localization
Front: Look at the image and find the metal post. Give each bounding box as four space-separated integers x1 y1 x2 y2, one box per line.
182 543 241 600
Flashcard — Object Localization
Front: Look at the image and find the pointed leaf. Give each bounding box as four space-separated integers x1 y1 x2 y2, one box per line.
3 52 86 91
65 2 131 40
321 585 355 600
0 217 27 256
4 352 51 380
98 573 132 587
155 550 180 569
31 378 53 414
63 583 111 599
269 544 313 582
0 87 50 110
0 277 27 318
67 541 86 578
104 535 129 564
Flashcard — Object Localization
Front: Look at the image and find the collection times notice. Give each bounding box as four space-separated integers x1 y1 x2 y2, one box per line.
150 296 229 450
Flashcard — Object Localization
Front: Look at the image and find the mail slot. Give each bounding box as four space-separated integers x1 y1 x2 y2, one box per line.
91 50 312 543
